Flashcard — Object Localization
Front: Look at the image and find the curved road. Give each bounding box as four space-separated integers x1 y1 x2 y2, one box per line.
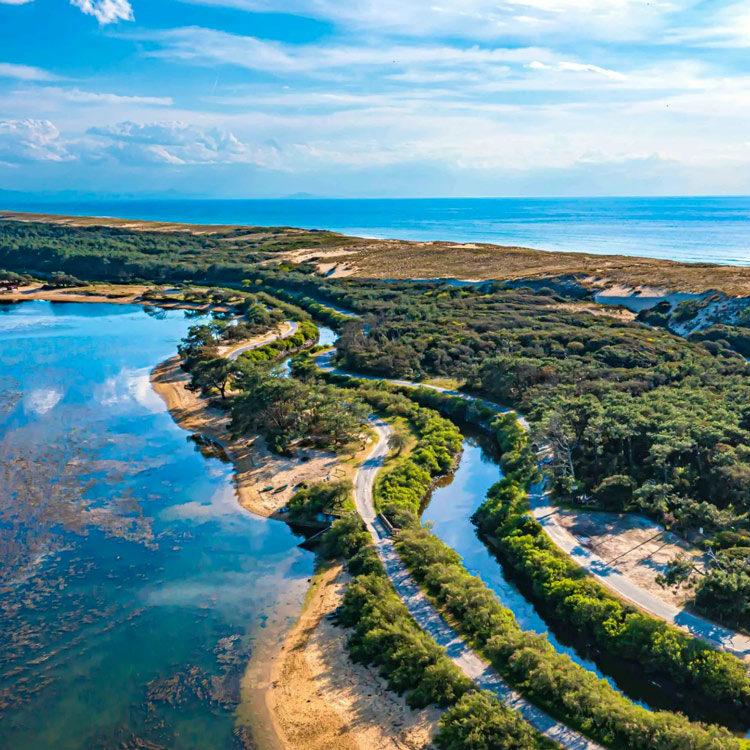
355 416 601 750
226 320 298 361
316 349 750 662
529 483 750 660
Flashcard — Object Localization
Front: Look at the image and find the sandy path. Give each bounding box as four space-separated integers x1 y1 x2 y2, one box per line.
266 563 439 750
150 356 339 517
356 417 601 750
554 509 707 608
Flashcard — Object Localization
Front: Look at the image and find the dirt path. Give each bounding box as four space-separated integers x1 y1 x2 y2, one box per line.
266 563 439 750
554 509 707 608
356 417 601 750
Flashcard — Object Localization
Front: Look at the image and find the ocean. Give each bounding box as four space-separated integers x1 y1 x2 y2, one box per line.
3 196 750 266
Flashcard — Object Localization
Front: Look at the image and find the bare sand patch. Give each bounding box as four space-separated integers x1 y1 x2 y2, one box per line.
555 509 708 607
266 564 440 750
0 284 149 305
150 356 339 517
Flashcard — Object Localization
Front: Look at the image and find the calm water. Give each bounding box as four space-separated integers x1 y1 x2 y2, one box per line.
4 196 750 265
0 301 314 750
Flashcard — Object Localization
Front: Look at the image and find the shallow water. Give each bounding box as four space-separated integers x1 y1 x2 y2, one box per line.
0 301 314 749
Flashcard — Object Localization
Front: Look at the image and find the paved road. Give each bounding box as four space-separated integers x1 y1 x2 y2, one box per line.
354 415 601 750
226 321 298 361
318 348 750 662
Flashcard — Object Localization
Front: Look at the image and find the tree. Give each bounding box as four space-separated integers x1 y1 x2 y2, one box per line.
436 692 543 749
388 431 408 454
188 358 235 399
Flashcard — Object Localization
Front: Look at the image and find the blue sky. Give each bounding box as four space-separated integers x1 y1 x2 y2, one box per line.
1 0 749 197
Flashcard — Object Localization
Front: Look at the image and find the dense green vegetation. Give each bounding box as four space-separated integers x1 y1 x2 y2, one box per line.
436 692 555 750
260 273 749 630
394 523 745 750
360 390 462 515
236 320 319 364
0 219 342 283
176 310 365 454
251 284 357 330
287 480 352 522
229 363 367 454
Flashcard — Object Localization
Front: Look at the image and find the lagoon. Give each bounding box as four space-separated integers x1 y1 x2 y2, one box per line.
0 301 314 750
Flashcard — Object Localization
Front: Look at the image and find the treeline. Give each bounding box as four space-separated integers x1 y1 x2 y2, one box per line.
355 389 463 515
247 282 357 330
323 503 551 749
230 363 367 454
0 220 348 285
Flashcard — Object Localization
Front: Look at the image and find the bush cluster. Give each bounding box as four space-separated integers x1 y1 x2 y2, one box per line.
395 524 746 750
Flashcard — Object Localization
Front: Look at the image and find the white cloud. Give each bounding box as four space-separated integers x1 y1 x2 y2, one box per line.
44 87 172 106
0 0 34 4
528 60 626 80
70 0 133 24
0 62 58 81
179 0 682 42
145 26 552 76
0 119 71 165
86 120 281 166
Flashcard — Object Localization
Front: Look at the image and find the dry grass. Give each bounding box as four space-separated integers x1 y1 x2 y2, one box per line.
3 210 748 296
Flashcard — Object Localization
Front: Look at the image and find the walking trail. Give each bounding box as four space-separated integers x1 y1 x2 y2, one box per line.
354 415 601 750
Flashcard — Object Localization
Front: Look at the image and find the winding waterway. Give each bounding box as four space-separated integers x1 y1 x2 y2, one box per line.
0 301 314 750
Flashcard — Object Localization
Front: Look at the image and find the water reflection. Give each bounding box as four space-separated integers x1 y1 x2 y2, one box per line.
0 301 314 750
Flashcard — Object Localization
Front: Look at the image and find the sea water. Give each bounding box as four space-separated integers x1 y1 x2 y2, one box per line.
3 196 750 265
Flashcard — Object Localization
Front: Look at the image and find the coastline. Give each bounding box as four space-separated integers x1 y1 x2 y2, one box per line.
265 563 440 750
149 355 340 517
3 209 749 295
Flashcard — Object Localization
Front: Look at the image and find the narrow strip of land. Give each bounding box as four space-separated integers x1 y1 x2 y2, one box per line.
316 349 750 661
226 321 298 360
355 416 601 750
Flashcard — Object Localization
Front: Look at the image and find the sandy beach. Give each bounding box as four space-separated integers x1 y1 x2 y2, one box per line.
149 355 340 517
266 563 440 750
